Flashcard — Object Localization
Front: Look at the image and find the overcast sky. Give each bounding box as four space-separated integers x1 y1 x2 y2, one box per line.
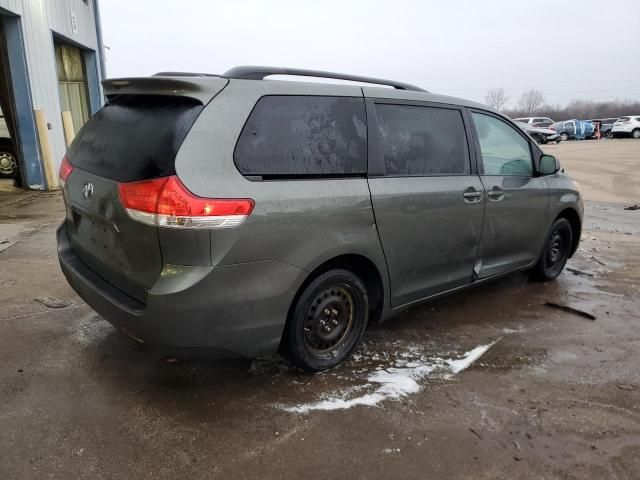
100 0 640 107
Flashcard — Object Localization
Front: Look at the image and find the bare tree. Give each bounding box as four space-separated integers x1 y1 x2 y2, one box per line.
504 98 640 121
484 88 509 111
518 89 546 115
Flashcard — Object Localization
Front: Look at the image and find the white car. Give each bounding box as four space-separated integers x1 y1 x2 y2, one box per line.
0 108 18 178
611 116 640 139
513 116 555 128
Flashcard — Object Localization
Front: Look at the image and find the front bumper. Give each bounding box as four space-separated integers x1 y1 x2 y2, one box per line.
57 224 306 358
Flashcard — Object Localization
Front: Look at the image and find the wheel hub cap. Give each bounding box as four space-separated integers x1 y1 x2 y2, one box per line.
0 152 16 174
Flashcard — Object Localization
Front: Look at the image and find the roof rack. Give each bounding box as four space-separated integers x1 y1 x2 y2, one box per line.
153 72 220 77
222 66 427 92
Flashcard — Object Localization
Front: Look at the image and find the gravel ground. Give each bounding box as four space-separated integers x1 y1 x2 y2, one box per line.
0 139 639 479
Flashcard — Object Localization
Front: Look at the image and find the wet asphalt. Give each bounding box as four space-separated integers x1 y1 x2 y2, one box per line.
1 140 639 479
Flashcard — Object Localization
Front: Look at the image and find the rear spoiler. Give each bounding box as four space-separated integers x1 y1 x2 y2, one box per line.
102 76 229 104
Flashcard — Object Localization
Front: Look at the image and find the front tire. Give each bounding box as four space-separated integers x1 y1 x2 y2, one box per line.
281 269 369 372
632 128 640 139
559 132 570 142
529 218 573 281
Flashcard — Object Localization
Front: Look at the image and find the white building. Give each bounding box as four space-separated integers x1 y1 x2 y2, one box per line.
0 0 105 189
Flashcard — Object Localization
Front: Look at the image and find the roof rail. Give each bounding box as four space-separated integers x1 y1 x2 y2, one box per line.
222 66 427 92
153 72 220 78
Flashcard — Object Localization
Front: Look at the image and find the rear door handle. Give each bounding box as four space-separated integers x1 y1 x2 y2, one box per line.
487 187 505 201
463 188 483 203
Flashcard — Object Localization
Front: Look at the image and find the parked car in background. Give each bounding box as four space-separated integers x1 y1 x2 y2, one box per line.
611 116 640 139
0 108 18 179
513 117 555 128
588 118 618 138
57 66 583 372
552 119 595 141
514 121 560 144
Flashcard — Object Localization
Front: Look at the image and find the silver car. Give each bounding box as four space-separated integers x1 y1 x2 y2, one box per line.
57 66 583 371
515 121 560 144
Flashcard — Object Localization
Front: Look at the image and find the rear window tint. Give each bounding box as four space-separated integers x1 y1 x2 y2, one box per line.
375 104 470 176
234 95 367 177
67 95 203 182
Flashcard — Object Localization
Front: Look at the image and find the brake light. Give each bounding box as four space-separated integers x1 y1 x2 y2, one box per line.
118 175 254 229
549 127 556 131
59 156 74 186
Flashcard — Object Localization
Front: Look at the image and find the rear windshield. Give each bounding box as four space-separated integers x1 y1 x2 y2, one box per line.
67 95 203 182
618 117 630 121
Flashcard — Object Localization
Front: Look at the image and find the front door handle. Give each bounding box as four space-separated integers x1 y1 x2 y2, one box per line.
463 187 483 203
487 187 505 201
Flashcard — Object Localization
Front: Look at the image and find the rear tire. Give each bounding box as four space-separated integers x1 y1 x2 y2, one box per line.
529 218 573 281
281 269 368 372
632 128 640 139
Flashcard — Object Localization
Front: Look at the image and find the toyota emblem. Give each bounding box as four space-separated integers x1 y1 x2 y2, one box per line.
82 182 94 200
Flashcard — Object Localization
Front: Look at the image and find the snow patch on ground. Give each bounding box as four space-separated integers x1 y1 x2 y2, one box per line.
283 339 500 413
445 341 500 374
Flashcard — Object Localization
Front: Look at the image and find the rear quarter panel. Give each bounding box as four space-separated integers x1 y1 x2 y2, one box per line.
174 79 390 307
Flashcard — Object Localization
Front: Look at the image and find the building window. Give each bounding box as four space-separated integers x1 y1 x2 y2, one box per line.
54 43 90 135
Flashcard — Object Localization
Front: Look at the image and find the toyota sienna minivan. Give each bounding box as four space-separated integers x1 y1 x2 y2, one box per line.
57 66 583 371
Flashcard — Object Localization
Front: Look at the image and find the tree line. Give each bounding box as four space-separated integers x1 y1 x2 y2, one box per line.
484 87 640 120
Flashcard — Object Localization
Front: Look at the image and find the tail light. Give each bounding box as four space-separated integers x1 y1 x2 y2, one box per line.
549 127 556 131
118 175 254 229
59 156 74 187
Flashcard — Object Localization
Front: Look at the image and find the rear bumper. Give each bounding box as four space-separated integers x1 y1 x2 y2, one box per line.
57 224 306 358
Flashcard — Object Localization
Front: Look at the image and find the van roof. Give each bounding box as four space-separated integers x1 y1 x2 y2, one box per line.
108 66 493 113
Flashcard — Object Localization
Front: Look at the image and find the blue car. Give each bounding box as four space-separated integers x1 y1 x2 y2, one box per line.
552 119 595 141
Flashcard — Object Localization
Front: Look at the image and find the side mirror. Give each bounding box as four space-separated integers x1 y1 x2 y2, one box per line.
539 154 559 175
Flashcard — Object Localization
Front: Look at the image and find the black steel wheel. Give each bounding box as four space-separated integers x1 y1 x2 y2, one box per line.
281 269 368 372
529 218 573 281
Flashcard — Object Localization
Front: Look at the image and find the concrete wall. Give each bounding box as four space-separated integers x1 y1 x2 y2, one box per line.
0 0 103 187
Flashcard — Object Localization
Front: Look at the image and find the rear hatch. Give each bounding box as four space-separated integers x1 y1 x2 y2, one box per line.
62 77 227 302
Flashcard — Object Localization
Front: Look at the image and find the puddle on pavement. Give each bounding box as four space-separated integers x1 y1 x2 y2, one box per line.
249 335 538 413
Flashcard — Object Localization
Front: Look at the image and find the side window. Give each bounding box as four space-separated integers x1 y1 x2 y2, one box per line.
375 104 470 176
234 95 367 177
471 112 533 176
